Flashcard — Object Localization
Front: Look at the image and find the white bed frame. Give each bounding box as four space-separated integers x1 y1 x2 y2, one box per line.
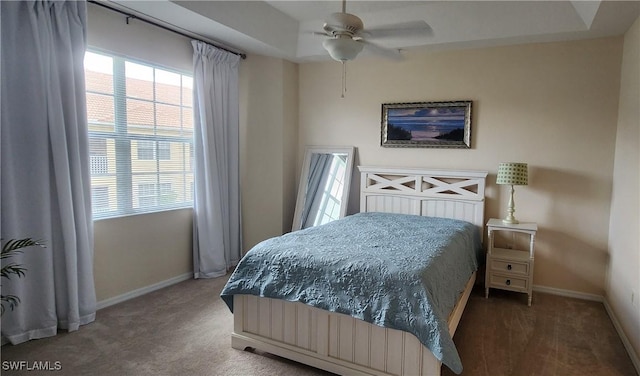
231 166 488 375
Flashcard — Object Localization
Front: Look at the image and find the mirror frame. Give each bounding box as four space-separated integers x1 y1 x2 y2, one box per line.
291 145 356 231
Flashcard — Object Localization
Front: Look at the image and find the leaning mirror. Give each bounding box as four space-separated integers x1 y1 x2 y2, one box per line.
292 146 356 231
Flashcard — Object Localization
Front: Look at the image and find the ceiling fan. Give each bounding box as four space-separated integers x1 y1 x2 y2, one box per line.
314 0 432 62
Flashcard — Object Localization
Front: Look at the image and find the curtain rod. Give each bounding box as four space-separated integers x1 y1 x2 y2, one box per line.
87 0 247 60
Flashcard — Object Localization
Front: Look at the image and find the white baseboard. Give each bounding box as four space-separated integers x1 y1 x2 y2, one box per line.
603 299 640 374
532 284 603 302
96 272 193 310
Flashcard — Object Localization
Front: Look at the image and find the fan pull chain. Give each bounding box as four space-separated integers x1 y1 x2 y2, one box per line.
341 61 347 98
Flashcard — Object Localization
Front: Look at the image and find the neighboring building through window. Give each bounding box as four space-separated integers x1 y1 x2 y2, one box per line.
91 186 110 213
89 137 108 175
137 140 155 161
84 50 194 218
137 182 173 208
137 140 171 161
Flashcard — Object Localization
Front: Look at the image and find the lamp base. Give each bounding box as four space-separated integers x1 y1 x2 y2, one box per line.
503 185 519 224
502 217 519 225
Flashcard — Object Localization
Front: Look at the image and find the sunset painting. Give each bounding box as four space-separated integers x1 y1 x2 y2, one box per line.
381 101 471 148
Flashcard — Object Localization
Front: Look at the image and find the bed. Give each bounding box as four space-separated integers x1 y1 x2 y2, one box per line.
221 166 488 375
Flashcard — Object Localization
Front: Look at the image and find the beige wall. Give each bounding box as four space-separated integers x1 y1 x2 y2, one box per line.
93 209 192 301
607 16 640 361
282 60 300 233
239 55 299 251
299 37 623 295
87 4 192 72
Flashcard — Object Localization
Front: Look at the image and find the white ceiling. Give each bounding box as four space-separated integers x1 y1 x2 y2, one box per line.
109 1 640 62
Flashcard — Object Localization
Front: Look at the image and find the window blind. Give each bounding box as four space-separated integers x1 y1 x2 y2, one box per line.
84 50 194 218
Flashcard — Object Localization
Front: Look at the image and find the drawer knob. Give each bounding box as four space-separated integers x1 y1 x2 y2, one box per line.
506 279 511 286
507 264 512 270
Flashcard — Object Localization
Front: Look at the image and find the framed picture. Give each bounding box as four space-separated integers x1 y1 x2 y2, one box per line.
381 101 472 148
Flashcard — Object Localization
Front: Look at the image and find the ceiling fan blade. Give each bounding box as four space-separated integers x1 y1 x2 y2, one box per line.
361 40 403 61
311 31 331 37
360 20 432 39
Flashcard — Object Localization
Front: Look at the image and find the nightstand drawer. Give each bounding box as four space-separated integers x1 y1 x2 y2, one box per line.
491 260 529 276
489 274 528 292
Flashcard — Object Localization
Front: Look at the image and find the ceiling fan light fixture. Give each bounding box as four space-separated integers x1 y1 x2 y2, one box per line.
322 37 364 62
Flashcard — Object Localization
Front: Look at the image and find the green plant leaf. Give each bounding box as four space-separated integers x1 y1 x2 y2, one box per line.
0 238 46 315
1 238 46 257
1 294 21 315
1 263 27 279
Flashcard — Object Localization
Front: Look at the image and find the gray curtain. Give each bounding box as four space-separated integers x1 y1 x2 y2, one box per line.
1 0 96 344
192 41 242 278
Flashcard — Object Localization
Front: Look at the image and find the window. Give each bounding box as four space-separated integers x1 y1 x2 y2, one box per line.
84 50 194 218
137 182 173 208
137 140 171 160
89 138 108 175
91 186 110 213
137 140 155 160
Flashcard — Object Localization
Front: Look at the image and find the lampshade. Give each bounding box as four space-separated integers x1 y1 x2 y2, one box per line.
496 162 528 186
496 162 528 224
323 37 364 62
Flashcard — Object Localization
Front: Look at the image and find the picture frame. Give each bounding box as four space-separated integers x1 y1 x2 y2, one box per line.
381 101 472 148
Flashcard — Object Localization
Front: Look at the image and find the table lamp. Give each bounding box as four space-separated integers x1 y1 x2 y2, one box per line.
496 162 528 224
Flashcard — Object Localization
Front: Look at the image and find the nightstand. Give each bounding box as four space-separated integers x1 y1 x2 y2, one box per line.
485 218 538 306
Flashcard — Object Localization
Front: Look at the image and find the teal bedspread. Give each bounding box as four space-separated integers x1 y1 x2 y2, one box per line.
221 212 481 374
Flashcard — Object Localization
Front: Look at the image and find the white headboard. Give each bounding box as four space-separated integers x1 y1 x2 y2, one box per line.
359 166 488 238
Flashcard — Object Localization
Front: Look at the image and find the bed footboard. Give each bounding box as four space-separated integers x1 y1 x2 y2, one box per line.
231 272 476 376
